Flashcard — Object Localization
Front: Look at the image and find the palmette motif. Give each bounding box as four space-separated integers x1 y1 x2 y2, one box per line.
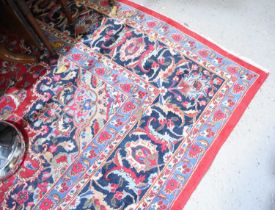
0 0 261 209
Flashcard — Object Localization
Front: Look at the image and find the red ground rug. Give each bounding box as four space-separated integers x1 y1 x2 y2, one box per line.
0 0 268 209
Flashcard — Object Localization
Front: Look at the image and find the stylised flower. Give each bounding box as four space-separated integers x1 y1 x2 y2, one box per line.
148 173 158 184
93 121 100 134
110 183 119 193
123 101 136 112
233 84 244 93
181 163 191 174
120 84 132 92
100 0 109 6
163 152 172 163
152 62 160 69
224 99 235 107
214 57 223 64
114 191 124 200
177 73 211 100
37 182 48 194
56 155 67 163
71 162 85 176
213 110 226 122
138 91 146 99
16 190 29 205
72 54 81 61
114 119 123 127
165 179 180 193
227 66 239 74
205 128 215 138
62 141 75 152
125 139 159 173
178 80 190 95
212 77 223 85
147 21 157 28
59 182 69 193
119 37 146 61
157 200 167 209
95 68 105 76
48 145 57 153
198 49 209 58
158 57 165 65
159 119 174 128
40 198 54 210
171 34 183 42
88 150 97 159
188 144 202 158
98 131 112 143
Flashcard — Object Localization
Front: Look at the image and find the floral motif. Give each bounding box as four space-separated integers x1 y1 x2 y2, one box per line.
165 179 180 193
125 139 159 173
98 131 112 143
123 101 136 112
15 191 29 205
71 162 85 176
213 110 227 122
119 37 146 61
188 144 203 158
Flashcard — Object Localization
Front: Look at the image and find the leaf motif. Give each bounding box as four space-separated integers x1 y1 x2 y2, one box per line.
55 64 68 74
113 149 123 167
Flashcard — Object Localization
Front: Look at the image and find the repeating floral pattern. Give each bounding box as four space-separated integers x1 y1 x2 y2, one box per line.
0 0 261 209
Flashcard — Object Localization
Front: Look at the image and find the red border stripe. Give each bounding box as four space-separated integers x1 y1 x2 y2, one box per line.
117 0 268 209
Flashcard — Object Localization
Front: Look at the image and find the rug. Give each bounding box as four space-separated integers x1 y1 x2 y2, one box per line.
0 0 268 209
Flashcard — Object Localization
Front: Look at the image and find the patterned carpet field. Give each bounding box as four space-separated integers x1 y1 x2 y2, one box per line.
0 0 268 209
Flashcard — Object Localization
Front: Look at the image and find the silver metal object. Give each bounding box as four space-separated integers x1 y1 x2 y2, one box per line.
0 121 25 180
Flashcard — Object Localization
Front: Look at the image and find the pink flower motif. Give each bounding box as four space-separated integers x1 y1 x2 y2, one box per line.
227 66 239 74
188 41 195 47
171 34 183 42
71 162 85 176
56 155 67 163
98 131 112 143
53 75 61 81
72 54 81 61
215 57 223 64
233 84 244 93
158 57 165 65
16 190 29 205
157 201 168 209
60 182 69 193
138 91 146 99
93 121 100 135
152 62 159 69
147 21 157 28
100 0 109 6
181 164 191 174
213 77 223 85
95 68 105 76
206 128 215 138
88 150 96 159
48 145 57 153
198 49 209 58
120 83 132 92
165 179 180 193
114 191 124 200
40 198 54 210
213 110 226 121
123 102 136 112
189 144 203 158
226 99 235 107
38 182 48 194
125 31 132 38
110 183 119 193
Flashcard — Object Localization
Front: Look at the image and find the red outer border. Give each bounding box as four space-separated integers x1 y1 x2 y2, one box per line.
118 0 269 209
